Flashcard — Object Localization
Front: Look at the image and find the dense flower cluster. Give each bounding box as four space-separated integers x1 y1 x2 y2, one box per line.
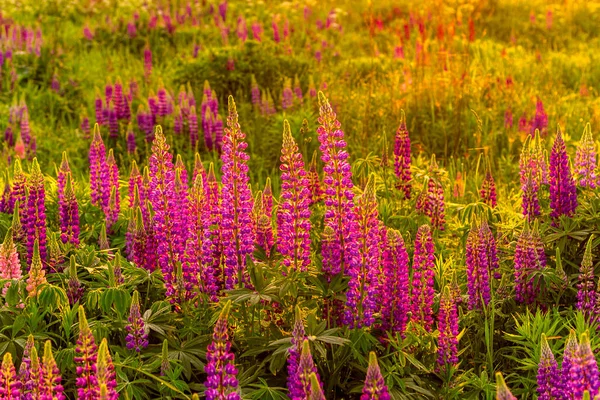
410 224 435 332
537 334 561 400
549 127 578 219
436 287 459 371
380 229 410 337
465 218 498 309
25 158 47 265
74 307 98 400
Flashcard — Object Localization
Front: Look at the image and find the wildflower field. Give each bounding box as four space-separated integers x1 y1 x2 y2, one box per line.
2 0 600 398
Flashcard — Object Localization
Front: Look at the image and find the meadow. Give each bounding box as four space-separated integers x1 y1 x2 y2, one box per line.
1 0 600 398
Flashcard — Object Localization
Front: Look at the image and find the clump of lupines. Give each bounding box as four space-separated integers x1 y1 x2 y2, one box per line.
96 339 118 399
26 240 47 298
220 96 254 289
514 221 546 304
571 332 600 398
361 352 390 400
126 291 149 352
436 286 459 372
149 127 188 298
549 127 578 219
41 340 65 400
380 229 410 337
480 170 497 207
496 372 517 400
345 175 379 328
393 110 412 199
25 158 47 265
577 236 596 318
317 91 359 279
0 352 20 399
465 218 499 309
75 307 98 400
204 301 241 400
537 334 561 400
416 156 445 230
410 224 436 332
575 123 597 188
278 120 312 272
0 228 21 298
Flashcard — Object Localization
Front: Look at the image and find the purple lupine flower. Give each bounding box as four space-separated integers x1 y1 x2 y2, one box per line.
144 46 152 80
108 106 118 138
83 25 94 40
126 124 136 154
75 307 98 400
522 172 541 219
26 158 47 265
113 79 125 120
466 219 493 309
410 225 435 332
21 109 32 155
297 340 325 399
575 123 597 188
570 332 600 398
287 308 305 398
95 94 104 126
127 21 137 38
317 92 360 280
577 237 596 317
96 339 118 399
394 110 412 199
520 132 549 187
189 106 199 148
89 126 109 212
25 343 42 399
220 97 254 289
149 127 186 299
218 1 227 21
293 76 303 101
66 255 84 305
272 17 281 43
157 86 168 118
549 127 577 219
278 121 311 272
0 352 21 399
174 107 183 135
514 221 546 304
126 291 149 352
380 229 410 337
4 126 14 147
436 287 459 371
480 171 497 207
496 373 517 400
252 192 273 257
530 99 548 136
206 164 224 290
41 340 65 400
561 330 578 396
18 334 34 393
537 334 561 400
361 352 390 400
344 175 379 328
59 173 80 245
105 149 120 230
204 302 241 400
81 116 91 138
416 157 446 231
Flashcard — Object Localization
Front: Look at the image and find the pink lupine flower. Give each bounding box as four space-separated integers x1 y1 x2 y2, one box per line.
410 225 435 332
393 110 412 199
95 339 118 399
0 228 21 298
436 287 459 371
75 307 98 400
549 127 577 219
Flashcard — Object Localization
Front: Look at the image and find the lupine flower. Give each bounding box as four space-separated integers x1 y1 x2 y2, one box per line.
520 132 549 187
125 291 149 352
237 16 248 42
9 158 27 219
287 307 306 398
160 340 170 376
21 109 32 156
293 75 303 101
410 225 435 332
514 221 546 304
66 255 84 306
480 171 497 207
282 78 294 110
530 99 548 136
252 192 273 257
278 120 312 272
466 218 499 309
416 156 445 231
549 127 577 219
570 332 600 398
308 372 326 400
394 110 412 199
0 352 21 399
41 340 65 400
220 97 254 289
25 344 42 399
95 339 118 399
296 340 324 399
0 228 21 298
345 175 379 328
106 149 120 229
361 352 390 400
89 125 109 210
575 123 597 188
317 92 359 279
75 307 98 400
562 330 578 395
537 333 561 400
522 172 541 219
59 173 80 246
18 334 34 394
577 236 596 317
496 372 517 400
144 45 152 80
437 287 459 371
307 151 322 205
380 229 410 337
204 301 241 400
126 124 136 154
26 239 47 300
26 158 47 265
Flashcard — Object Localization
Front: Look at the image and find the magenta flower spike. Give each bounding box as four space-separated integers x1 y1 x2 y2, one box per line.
416 156 445 231
316 92 359 279
95 91 104 126
344 175 379 328
105 149 120 229
250 75 260 106
204 302 241 400
410 224 436 332
278 120 312 272
96 339 118 400
393 110 412 199
60 173 80 245
282 78 294 110
480 171 497 207
575 123 597 188
10 158 27 218
189 106 199 148
287 307 306 398
380 229 410 337
361 352 390 400
549 127 578 219
220 96 254 289
496 373 517 400
466 218 494 310
570 332 600 398
577 236 596 317
25 344 42 399
125 291 149 352
0 353 21 399
40 340 65 400
75 307 98 400
561 330 578 395
89 124 109 210
113 78 125 120
66 255 84 306
26 240 47 298
514 221 546 304
296 340 325 399
126 124 136 154
530 98 548 136
436 287 459 371
537 334 561 400
26 158 47 265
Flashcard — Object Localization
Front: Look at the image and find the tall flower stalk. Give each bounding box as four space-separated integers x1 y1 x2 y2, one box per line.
410 225 436 332
549 127 577 219
514 221 546 304
26 158 47 265
436 287 459 371
75 307 98 400
380 229 410 337
41 340 65 400
59 173 80 245
126 291 149 352
537 334 561 400
393 110 412 199
575 123 597 188
577 236 596 318
96 339 118 399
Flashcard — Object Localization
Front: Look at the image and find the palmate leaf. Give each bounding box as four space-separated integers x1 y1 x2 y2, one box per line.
247 378 288 400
